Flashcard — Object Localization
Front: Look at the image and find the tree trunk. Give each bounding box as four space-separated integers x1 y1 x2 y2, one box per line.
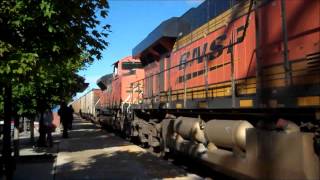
2 82 14 179
13 116 20 158
37 112 46 146
23 117 26 134
30 118 34 143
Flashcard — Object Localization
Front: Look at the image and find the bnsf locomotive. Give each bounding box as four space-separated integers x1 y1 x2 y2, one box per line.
72 0 320 179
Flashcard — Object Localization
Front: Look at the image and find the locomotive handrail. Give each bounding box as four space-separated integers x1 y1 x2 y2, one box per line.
135 64 319 102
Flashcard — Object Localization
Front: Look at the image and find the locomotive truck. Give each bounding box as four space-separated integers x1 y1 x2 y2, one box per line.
72 0 320 179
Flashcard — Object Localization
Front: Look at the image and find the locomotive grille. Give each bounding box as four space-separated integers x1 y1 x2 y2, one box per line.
306 52 320 72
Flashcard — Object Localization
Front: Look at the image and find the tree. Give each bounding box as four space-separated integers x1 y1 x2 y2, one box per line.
0 0 110 177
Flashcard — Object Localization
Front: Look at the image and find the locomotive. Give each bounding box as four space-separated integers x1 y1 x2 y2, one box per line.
72 0 320 179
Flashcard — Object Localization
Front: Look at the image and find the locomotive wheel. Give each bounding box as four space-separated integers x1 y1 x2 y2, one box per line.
124 108 134 139
123 120 132 140
115 110 121 131
119 115 126 138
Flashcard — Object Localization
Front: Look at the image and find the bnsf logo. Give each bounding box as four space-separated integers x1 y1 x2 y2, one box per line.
179 25 245 69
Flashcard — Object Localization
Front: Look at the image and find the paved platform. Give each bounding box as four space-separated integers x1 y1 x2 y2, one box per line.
55 118 201 180
54 116 201 180
13 125 61 180
10 116 203 179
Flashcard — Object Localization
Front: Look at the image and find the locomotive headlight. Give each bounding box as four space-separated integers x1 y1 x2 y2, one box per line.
138 100 143 104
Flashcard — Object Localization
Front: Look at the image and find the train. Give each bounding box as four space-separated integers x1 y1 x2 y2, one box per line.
71 0 320 179
71 89 102 120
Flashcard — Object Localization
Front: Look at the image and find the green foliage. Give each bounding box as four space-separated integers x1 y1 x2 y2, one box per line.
0 0 110 117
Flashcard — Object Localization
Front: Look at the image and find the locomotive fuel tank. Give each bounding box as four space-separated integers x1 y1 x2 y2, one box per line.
170 117 253 151
167 117 318 179
204 120 253 151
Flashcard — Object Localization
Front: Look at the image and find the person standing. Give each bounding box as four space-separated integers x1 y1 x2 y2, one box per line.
68 105 74 130
37 106 53 147
43 109 53 147
58 102 70 138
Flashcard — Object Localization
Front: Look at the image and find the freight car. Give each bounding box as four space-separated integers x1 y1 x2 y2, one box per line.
71 89 102 121
83 0 319 179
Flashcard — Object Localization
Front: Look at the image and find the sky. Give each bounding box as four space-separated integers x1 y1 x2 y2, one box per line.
76 0 204 99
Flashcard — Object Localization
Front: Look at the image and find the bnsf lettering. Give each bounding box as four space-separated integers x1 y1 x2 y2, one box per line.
192 47 200 62
192 43 208 64
197 43 208 63
179 51 190 70
209 34 226 61
236 25 245 42
179 25 246 69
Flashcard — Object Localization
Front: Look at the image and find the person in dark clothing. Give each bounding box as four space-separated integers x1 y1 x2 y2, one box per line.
43 109 53 147
58 102 70 138
68 105 74 130
37 105 53 147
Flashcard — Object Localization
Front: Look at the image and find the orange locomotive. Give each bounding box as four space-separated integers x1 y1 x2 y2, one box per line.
96 56 144 132
129 0 320 179
95 0 319 179
134 0 320 114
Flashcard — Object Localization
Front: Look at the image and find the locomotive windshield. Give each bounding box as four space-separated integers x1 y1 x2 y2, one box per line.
122 62 143 70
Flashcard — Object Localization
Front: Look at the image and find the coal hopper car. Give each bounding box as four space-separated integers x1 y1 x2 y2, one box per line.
71 89 102 121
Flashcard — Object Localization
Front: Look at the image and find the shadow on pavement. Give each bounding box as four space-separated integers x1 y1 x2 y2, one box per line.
56 148 197 180
58 121 132 153
55 117 198 179
13 154 56 180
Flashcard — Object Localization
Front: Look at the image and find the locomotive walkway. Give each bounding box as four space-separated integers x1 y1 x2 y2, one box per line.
13 115 203 180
